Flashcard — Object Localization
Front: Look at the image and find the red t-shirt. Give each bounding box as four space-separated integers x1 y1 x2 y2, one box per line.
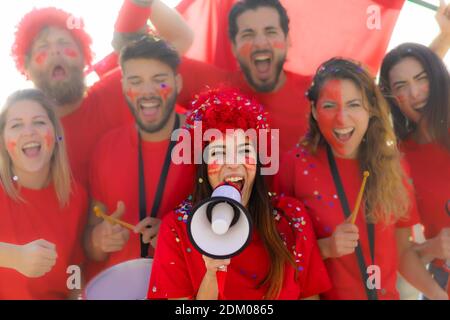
87 120 195 280
400 139 450 278
178 58 312 155
148 195 331 300
0 182 87 299
61 69 133 188
400 139 450 240
274 145 420 300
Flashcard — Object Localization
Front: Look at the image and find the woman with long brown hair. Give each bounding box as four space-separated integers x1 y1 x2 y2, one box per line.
0 89 87 299
148 87 330 299
380 43 450 297
275 58 447 299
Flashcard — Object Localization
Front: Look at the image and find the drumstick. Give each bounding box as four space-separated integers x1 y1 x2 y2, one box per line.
93 206 135 231
351 171 370 224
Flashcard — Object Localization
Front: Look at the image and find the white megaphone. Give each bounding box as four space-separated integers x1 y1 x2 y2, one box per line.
187 183 253 259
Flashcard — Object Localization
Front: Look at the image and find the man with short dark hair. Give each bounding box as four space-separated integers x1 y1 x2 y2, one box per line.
83 36 195 280
111 0 309 155
227 0 290 93
178 0 312 155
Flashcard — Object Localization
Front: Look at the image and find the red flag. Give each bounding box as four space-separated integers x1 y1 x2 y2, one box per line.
177 0 405 75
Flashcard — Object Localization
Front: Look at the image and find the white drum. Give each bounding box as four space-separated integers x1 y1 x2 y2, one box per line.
85 258 153 300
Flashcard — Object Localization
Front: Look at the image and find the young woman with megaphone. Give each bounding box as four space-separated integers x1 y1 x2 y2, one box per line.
148 87 331 300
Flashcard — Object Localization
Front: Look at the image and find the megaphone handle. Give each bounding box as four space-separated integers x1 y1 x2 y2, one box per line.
217 270 227 300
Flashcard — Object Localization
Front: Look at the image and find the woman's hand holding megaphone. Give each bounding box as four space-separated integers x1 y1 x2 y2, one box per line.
202 255 231 275
196 256 231 300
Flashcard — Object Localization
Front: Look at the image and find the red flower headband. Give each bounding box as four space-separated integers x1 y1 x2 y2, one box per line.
182 87 274 171
11 7 93 75
184 87 271 149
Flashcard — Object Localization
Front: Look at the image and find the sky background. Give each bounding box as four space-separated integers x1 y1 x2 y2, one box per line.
0 0 446 105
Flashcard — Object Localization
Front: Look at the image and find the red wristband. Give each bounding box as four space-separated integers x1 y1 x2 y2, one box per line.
115 0 152 33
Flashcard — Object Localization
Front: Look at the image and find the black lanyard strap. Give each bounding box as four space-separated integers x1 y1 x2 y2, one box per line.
138 114 180 258
326 144 377 300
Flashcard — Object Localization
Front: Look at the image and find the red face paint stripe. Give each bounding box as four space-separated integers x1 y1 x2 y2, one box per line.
126 88 138 102
208 169 221 175
35 52 48 65
318 79 343 104
63 48 78 58
396 94 406 103
238 43 252 57
159 84 173 101
44 131 54 148
272 41 286 50
208 162 220 169
6 141 16 152
245 156 256 165
207 162 221 175
316 79 346 154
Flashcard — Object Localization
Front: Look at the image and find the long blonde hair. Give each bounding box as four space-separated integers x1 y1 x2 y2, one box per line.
304 58 410 224
0 89 72 207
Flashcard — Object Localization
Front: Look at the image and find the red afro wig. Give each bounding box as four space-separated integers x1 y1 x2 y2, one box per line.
11 7 94 75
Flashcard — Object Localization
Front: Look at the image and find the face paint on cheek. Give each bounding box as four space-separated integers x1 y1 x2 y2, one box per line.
316 80 346 152
272 41 286 50
34 51 48 66
6 140 17 154
159 84 173 101
321 79 343 102
44 130 54 149
238 43 252 58
419 82 430 98
207 160 221 175
207 165 221 187
244 156 257 172
63 48 78 59
395 94 406 104
126 88 139 102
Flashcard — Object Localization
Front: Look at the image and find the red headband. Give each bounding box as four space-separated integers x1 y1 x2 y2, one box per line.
11 7 93 75
115 0 152 33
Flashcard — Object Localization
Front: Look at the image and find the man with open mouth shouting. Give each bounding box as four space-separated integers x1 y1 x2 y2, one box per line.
178 0 311 156
11 0 193 188
83 36 195 282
